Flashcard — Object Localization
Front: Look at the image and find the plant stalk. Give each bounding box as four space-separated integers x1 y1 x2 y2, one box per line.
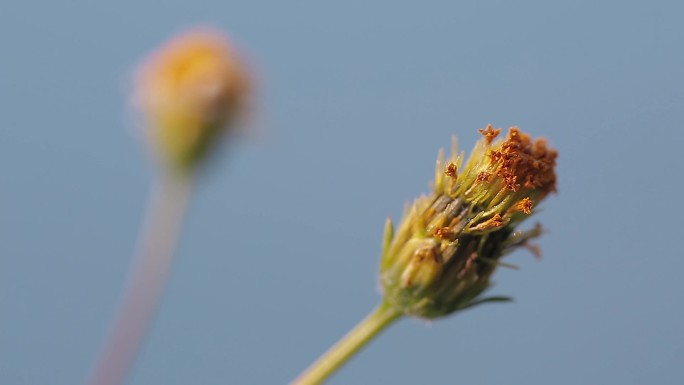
87 173 193 385
291 302 402 385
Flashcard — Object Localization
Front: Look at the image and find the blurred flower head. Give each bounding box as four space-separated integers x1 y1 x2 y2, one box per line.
380 126 557 319
134 28 251 172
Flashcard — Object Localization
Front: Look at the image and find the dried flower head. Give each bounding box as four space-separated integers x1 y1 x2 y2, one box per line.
380 125 557 318
135 28 251 172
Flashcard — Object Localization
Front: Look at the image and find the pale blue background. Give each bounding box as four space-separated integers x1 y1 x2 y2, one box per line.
1 1 683 384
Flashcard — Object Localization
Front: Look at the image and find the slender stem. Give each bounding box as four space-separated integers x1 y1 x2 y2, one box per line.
87 173 193 385
291 302 402 385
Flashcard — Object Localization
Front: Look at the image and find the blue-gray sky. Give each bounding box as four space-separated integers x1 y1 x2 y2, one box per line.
1 1 683 384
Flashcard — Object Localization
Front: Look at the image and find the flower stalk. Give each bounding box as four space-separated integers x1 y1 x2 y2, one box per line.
291 302 402 385
87 174 192 385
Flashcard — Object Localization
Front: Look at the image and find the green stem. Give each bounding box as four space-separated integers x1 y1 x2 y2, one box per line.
87 173 193 385
291 302 402 385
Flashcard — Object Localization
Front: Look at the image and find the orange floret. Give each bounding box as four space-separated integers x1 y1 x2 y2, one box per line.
478 125 502 145
488 127 557 194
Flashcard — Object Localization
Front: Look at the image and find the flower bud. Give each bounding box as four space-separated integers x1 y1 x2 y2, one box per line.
380 126 557 319
134 28 250 172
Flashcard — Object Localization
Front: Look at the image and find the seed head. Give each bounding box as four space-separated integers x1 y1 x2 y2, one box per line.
380 126 557 319
134 28 251 172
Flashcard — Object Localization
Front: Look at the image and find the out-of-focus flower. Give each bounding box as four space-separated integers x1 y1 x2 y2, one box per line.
134 28 250 172
380 126 557 318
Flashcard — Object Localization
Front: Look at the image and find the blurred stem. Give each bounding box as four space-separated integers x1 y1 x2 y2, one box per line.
87 172 193 385
291 302 402 385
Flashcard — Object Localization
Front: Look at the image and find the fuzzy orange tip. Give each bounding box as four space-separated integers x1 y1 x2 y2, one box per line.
135 28 251 171
487 127 557 194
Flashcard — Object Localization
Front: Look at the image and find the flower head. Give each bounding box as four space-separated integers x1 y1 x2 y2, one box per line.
135 28 251 172
380 126 557 319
